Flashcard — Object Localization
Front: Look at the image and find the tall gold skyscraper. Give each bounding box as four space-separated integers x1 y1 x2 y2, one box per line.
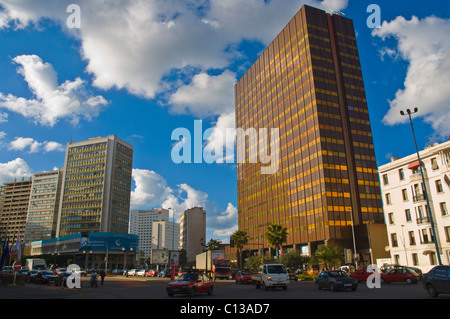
235 6 385 264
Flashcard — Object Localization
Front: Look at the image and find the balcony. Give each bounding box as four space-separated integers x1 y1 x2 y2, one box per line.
413 193 426 203
416 216 431 225
410 172 425 182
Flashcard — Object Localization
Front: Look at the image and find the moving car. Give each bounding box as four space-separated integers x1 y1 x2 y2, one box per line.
166 273 213 297
252 264 289 290
350 268 379 282
423 265 450 297
235 270 252 284
381 268 420 284
315 270 358 291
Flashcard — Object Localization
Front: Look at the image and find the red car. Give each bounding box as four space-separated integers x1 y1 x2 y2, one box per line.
235 270 252 284
166 273 213 297
146 269 158 277
381 268 421 284
350 268 379 282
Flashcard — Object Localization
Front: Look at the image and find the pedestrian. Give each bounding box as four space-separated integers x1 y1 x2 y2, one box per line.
100 270 106 286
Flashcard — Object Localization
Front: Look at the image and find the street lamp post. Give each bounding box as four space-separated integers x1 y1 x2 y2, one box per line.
400 108 442 266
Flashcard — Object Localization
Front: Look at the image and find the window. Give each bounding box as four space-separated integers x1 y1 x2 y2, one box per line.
436 180 443 193
412 253 419 266
388 213 394 224
398 168 405 181
440 202 448 216
408 231 416 245
391 233 398 247
402 189 408 201
382 174 389 185
445 226 450 243
385 193 392 205
405 209 412 222
431 158 439 170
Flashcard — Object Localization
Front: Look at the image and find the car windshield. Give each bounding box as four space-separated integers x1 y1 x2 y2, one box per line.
267 265 287 274
216 260 230 267
177 273 198 282
241 271 249 275
328 271 348 278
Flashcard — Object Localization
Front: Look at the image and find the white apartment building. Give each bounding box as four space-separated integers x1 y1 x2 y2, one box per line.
378 140 450 272
24 168 64 244
180 207 206 262
152 220 180 251
129 208 169 258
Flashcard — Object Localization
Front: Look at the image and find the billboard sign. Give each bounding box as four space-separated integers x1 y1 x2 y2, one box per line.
79 233 138 252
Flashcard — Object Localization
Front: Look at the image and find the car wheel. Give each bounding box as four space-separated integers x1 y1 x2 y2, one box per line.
426 284 438 298
189 287 196 297
329 283 336 291
207 287 213 296
406 278 412 284
316 281 321 290
263 282 269 291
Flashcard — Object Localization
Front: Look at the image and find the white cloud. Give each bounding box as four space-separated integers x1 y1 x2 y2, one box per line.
0 112 8 123
169 70 236 118
9 136 65 153
203 111 236 163
0 0 349 117
0 54 108 126
0 158 33 185
131 167 238 240
373 16 450 138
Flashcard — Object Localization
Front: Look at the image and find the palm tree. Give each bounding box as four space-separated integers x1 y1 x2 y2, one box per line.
231 230 249 269
265 223 288 257
311 245 343 270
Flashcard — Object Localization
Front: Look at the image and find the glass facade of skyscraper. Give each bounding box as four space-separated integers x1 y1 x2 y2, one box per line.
235 6 384 261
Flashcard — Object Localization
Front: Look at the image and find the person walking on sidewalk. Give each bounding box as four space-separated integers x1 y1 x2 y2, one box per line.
100 270 106 286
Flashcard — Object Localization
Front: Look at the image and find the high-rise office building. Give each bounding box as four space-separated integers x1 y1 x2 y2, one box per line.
0 179 32 245
129 208 170 258
24 169 64 244
57 135 133 237
235 5 385 264
180 207 206 262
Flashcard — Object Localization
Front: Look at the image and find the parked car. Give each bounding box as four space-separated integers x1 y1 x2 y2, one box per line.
136 269 146 277
166 273 213 297
381 268 420 284
27 270 39 283
235 270 252 284
36 270 59 284
146 269 158 277
423 265 450 297
315 270 358 291
127 269 137 276
2 266 13 274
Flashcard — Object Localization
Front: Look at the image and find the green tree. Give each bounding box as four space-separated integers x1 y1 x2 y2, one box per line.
265 223 288 257
206 239 222 251
244 253 274 272
279 250 310 271
230 230 249 269
310 245 343 270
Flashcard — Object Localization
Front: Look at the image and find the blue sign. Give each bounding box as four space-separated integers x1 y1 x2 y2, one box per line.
78 232 138 252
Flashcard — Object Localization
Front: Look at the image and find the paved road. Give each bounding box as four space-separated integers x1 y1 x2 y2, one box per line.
1 276 447 300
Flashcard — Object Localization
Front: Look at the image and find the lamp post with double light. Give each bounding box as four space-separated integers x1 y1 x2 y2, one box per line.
400 108 442 265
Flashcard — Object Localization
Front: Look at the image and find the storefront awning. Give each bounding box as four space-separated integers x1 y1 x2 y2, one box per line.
407 161 422 169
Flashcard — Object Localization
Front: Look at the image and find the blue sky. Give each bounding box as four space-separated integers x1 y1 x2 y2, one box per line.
0 0 449 242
